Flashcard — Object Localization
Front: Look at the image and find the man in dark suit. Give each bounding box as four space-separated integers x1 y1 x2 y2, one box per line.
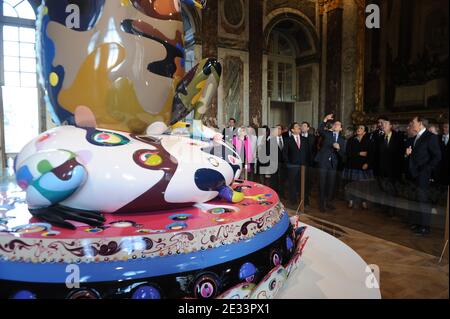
405 117 442 235
315 114 347 212
376 119 405 194
222 118 236 143
300 122 316 207
268 124 287 198
370 116 388 177
283 122 311 206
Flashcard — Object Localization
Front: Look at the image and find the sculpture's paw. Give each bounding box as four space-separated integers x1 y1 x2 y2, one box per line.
218 186 245 204
30 205 105 230
15 150 87 208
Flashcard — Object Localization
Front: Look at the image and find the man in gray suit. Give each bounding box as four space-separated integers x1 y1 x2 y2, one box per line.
315 114 347 212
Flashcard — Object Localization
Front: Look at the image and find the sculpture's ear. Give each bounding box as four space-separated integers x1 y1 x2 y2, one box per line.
75 105 97 128
181 0 207 9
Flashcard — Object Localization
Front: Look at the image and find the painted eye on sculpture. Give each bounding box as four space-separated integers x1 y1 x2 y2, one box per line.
270 250 282 267
201 283 214 298
194 274 219 299
109 220 136 228
12 223 51 234
89 130 130 146
95 132 118 143
84 227 104 233
207 207 236 215
269 279 277 291
139 151 159 163
169 214 192 221
166 222 188 231
134 149 163 169
42 231 60 237
273 254 280 266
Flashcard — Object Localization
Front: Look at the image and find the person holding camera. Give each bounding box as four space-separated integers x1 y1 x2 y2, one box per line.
315 114 347 212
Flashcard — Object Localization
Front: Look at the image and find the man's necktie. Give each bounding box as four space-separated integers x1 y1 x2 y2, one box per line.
279 137 283 149
296 136 301 149
414 134 421 147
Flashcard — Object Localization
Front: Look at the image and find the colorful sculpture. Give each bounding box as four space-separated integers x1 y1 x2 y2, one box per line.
15 126 242 229
14 0 243 229
0 0 309 300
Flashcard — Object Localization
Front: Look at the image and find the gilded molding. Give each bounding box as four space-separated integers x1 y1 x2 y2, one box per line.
318 0 343 15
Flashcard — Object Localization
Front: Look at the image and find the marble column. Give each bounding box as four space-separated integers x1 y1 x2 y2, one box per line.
379 0 389 111
353 0 366 122
341 0 358 127
218 51 248 128
325 5 344 118
248 0 263 128
319 11 327 121
202 0 219 127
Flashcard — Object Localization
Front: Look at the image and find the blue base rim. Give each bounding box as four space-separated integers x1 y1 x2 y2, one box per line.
0 213 290 283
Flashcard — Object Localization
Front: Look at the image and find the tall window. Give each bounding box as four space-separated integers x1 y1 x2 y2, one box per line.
267 31 296 102
1 0 38 169
267 60 274 100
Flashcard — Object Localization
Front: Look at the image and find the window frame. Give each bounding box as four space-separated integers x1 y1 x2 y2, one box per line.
0 0 39 169
267 32 296 103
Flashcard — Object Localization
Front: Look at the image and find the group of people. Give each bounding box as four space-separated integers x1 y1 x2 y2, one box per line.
222 115 449 236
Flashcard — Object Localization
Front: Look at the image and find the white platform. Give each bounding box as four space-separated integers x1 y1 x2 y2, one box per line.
277 223 382 299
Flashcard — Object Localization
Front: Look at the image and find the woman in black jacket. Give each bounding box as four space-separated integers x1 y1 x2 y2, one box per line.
343 125 374 209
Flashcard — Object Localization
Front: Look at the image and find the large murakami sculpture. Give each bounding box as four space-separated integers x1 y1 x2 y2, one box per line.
0 0 308 299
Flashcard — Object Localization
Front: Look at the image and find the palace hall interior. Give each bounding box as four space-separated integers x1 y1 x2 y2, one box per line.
0 0 448 300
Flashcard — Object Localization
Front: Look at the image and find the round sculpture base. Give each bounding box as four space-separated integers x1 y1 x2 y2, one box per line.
0 181 308 299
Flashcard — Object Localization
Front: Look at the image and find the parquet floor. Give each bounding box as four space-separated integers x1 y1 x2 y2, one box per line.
285 207 449 299
298 198 445 256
